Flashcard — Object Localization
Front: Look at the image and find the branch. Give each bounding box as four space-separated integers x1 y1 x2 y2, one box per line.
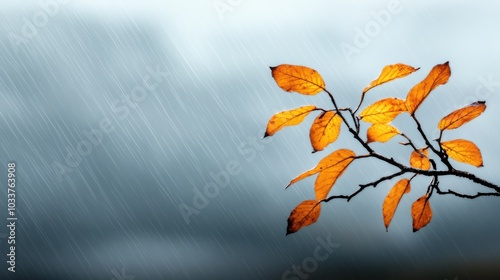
319 86 500 200
322 88 374 153
438 169 500 192
394 166 500 193
427 155 439 197
354 155 499 194
359 170 407 189
323 170 407 203
399 133 421 153
411 114 453 170
435 185 500 199
353 92 366 114
346 108 361 133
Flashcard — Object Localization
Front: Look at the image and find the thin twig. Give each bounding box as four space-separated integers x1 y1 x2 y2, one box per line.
400 133 421 153
322 87 374 153
323 170 407 203
434 185 500 199
316 86 500 201
411 114 453 170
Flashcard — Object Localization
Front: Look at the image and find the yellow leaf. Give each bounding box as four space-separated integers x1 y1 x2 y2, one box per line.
441 139 483 167
410 149 430 170
405 62 451 114
264 106 317 137
270 64 325 95
287 200 321 235
309 111 342 152
363 63 419 94
438 101 486 130
287 149 355 195
382 179 411 231
367 124 400 143
411 195 432 232
360 98 407 124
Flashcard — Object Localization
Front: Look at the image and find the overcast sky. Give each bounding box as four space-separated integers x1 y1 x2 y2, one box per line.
0 1 500 279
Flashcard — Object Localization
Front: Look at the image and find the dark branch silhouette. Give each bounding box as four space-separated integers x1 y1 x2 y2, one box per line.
266 63 498 234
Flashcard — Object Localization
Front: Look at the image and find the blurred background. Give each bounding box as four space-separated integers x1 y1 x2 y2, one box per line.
0 0 499 279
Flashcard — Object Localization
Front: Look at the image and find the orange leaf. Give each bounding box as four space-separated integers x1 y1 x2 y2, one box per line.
270 64 325 95
287 149 355 199
438 101 486 130
441 139 483 167
309 111 342 152
411 194 432 232
287 200 321 235
360 98 407 124
314 156 353 200
367 124 400 143
405 62 451 114
363 63 419 94
264 106 316 137
410 149 430 170
382 179 411 231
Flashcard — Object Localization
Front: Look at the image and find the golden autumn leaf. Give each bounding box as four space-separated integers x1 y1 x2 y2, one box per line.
264 105 317 137
314 156 354 200
287 149 355 199
270 64 325 95
360 98 407 124
382 179 411 231
309 111 342 152
438 101 486 130
363 63 419 94
287 200 321 235
411 195 432 232
367 123 400 143
405 62 451 114
410 149 430 170
441 139 483 167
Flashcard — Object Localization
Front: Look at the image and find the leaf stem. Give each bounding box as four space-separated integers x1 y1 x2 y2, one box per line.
353 92 366 114
400 133 421 153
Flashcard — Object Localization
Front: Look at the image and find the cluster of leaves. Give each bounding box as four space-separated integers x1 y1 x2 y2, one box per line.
264 63 499 235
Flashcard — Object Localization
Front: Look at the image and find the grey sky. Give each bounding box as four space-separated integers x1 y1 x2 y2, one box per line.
0 1 499 279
